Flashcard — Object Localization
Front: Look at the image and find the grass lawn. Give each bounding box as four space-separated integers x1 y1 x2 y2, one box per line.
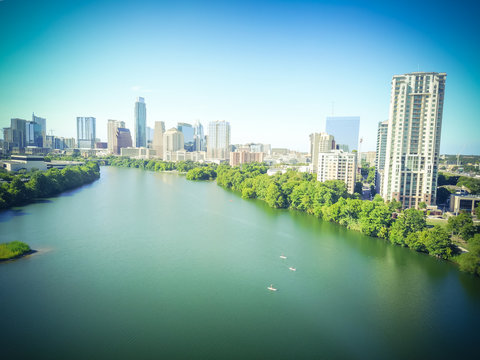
426 218 448 228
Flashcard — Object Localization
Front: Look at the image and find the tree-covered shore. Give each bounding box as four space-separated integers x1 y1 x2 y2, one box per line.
0 241 32 261
0 162 100 211
108 158 479 273
109 157 217 178
67 156 479 276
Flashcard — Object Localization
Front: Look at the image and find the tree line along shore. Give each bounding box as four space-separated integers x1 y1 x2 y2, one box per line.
0 162 100 210
1 156 478 275
108 157 480 276
0 161 101 261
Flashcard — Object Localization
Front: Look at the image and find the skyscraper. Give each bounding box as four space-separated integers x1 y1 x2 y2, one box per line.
163 128 184 155
77 117 96 149
177 122 194 151
193 120 205 151
107 120 125 153
325 116 360 152
207 120 230 160
152 121 165 158
309 132 335 173
146 126 154 147
9 118 27 150
134 97 146 147
375 120 389 194
381 72 446 208
25 121 42 147
115 128 133 154
32 113 46 147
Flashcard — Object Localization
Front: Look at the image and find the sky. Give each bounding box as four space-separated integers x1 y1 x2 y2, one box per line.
0 0 479 154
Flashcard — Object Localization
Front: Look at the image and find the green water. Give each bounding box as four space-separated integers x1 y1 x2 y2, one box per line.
1 167 479 359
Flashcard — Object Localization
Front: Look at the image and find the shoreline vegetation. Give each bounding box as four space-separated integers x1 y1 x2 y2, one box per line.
108 157 480 276
0 162 100 211
0 241 34 261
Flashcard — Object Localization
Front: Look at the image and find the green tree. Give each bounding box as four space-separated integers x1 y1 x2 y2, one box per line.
359 201 393 237
404 231 426 252
457 234 480 276
265 182 287 209
389 209 426 246
9 177 31 206
447 213 475 241
354 182 363 195
421 226 452 258
436 187 453 205
388 200 402 212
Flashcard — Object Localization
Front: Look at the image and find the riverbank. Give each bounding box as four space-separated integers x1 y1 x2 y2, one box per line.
105 158 478 276
1 165 479 360
0 241 35 262
0 162 100 212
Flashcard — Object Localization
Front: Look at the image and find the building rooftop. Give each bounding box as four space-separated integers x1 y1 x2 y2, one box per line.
451 193 480 199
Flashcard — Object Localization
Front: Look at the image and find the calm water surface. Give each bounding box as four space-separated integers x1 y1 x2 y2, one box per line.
1 167 479 359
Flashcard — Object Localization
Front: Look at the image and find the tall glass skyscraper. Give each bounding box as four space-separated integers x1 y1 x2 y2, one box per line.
134 97 146 147
325 116 360 152
32 113 46 147
76 117 96 149
193 120 206 151
177 122 194 151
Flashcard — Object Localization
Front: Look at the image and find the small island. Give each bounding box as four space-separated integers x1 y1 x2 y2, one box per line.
0 241 33 261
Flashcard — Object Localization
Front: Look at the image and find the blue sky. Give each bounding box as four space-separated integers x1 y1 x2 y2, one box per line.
1 0 479 154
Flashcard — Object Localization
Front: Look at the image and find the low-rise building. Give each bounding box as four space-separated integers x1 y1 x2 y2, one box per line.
164 151 206 162
449 193 480 214
230 151 264 167
0 155 48 172
267 168 287 176
120 147 156 159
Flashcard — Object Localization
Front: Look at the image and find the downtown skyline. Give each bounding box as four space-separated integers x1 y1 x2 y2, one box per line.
1 0 479 154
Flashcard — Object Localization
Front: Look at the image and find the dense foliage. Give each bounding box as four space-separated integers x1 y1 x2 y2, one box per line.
0 241 31 260
109 157 217 175
360 164 376 185
438 172 480 194
0 162 100 210
456 234 480 276
215 164 456 260
436 186 454 205
447 213 476 241
456 177 480 194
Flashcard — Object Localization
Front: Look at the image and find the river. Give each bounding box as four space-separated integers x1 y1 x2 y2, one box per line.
1 166 479 359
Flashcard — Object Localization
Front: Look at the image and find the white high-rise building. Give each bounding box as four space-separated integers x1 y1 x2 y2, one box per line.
317 150 357 194
309 132 335 173
134 97 146 147
207 120 230 160
107 120 125 154
381 72 446 208
375 120 389 194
